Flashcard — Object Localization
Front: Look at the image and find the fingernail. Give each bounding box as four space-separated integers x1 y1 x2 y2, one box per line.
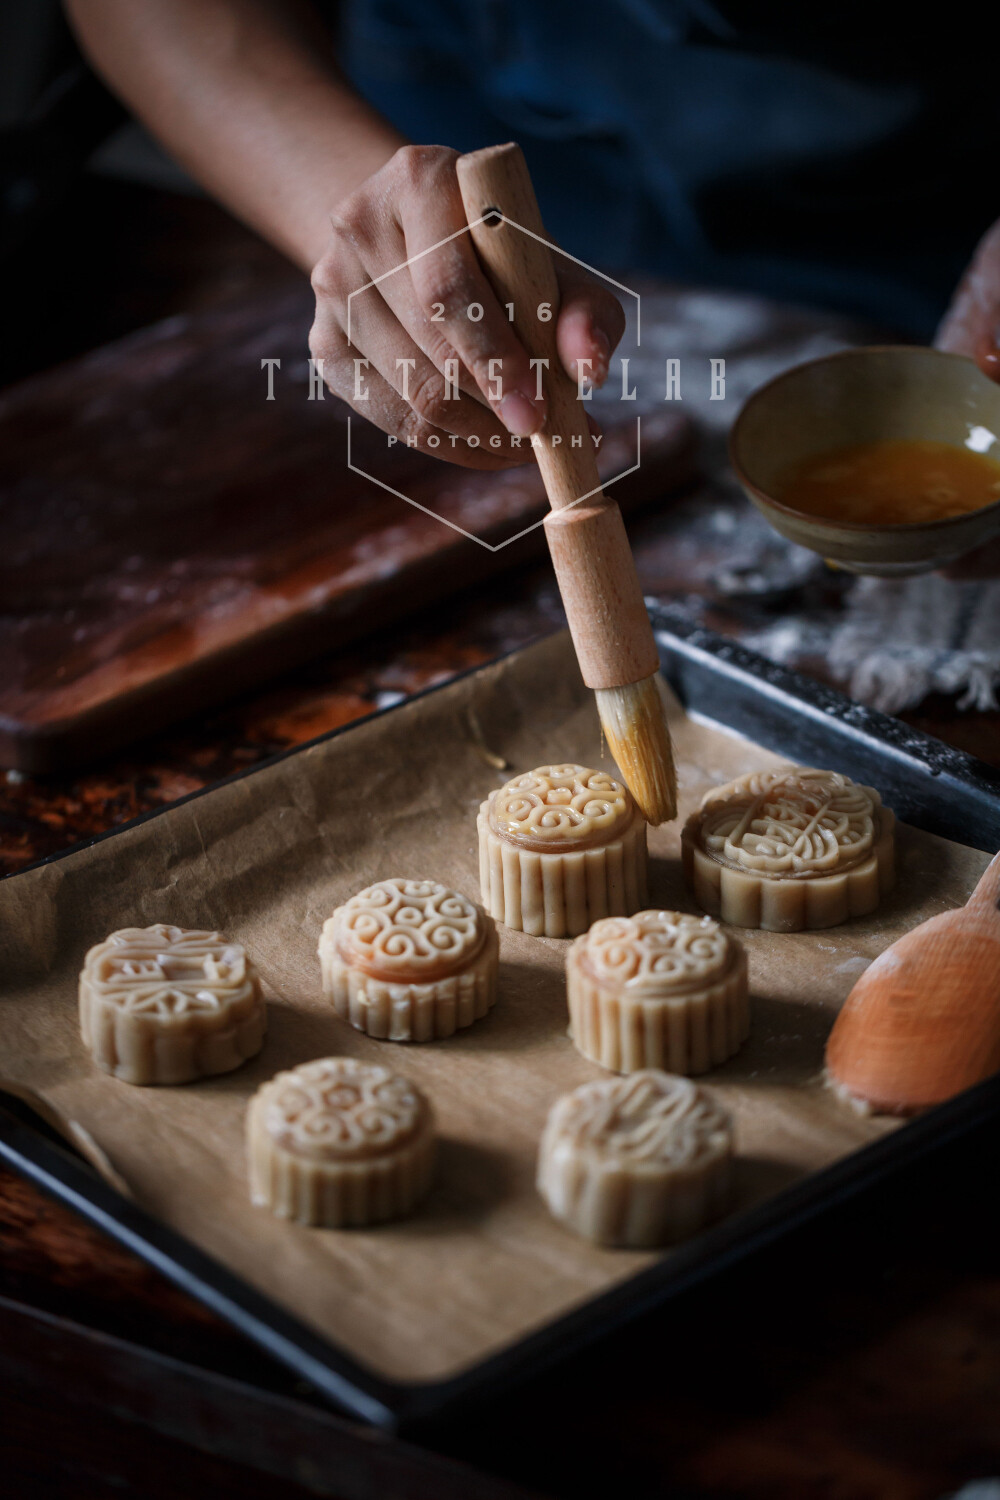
500 389 543 436
591 328 611 386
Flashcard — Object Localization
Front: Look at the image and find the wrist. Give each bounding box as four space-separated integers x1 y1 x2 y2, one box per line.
312 117 407 259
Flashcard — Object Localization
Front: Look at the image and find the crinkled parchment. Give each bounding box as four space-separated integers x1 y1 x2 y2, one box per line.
0 632 990 1384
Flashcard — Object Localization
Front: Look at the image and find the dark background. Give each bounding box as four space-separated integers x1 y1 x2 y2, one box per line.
2 6 1000 1497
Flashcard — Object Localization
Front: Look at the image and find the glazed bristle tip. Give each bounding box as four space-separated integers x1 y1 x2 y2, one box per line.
596 676 677 826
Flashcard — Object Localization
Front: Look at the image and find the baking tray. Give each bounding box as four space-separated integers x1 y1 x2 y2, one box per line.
3 609 1000 1435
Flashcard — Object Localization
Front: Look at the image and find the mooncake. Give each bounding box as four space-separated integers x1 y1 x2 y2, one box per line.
682 768 895 932
247 1057 435 1226
79 924 266 1085
537 1070 733 1247
567 910 749 1074
319 878 498 1041
478 763 648 938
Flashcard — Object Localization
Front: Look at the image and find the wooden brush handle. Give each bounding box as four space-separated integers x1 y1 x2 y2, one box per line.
456 143 659 691
456 142 597 507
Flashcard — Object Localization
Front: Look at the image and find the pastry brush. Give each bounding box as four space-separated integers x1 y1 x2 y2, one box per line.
456 143 677 824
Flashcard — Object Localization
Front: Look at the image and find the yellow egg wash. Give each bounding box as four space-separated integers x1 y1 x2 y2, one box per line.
776 440 1000 525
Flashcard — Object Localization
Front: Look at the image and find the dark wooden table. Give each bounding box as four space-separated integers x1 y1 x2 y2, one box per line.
3 180 1000 1500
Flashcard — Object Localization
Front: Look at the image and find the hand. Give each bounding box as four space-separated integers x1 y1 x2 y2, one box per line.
309 145 625 470
934 219 1000 576
935 218 1000 381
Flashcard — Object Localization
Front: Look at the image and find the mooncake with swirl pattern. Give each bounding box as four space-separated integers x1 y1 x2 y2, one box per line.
246 1057 435 1225
478 764 648 938
319 878 498 1040
567 910 749 1074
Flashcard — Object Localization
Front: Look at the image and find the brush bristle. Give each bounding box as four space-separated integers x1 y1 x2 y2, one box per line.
596 675 677 826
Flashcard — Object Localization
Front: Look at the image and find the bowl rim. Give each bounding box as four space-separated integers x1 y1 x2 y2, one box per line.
728 343 1000 535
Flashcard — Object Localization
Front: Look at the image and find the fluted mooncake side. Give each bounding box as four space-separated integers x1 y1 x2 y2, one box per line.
567 910 749 1074
79 924 266 1085
247 1057 435 1226
319 878 498 1040
537 1070 734 1247
682 768 895 932
478 763 647 938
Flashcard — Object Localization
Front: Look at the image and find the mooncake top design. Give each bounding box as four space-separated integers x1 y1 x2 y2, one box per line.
330 879 485 981
545 1071 731 1168
489 764 634 850
576 910 731 992
82 925 254 1018
259 1058 428 1162
693 769 879 878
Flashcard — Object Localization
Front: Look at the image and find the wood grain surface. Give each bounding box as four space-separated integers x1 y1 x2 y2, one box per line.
5 179 1000 1500
0 284 693 773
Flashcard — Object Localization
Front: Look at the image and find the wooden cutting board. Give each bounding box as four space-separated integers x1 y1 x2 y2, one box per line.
0 285 695 771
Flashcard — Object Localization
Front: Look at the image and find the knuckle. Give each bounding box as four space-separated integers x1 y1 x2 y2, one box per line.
327 193 373 251
306 318 328 361
307 318 349 379
419 261 478 321
424 329 459 368
307 304 346 355
407 367 450 426
310 252 350 304
306 337 332 377
309 257 335 300
391 144 423 184
392 142 457 185
398 403 433 447
464 352 495 391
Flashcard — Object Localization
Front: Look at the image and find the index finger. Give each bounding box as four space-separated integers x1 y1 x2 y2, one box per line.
397 151 547 437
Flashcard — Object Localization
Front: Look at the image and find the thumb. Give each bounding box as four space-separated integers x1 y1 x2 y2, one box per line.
554 266 626 389
935 219 1000 382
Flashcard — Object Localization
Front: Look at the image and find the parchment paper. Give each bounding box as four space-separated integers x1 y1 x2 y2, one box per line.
0 632 990 1386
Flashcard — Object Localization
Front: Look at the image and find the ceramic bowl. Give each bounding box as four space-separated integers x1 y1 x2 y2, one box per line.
729 346 1000 576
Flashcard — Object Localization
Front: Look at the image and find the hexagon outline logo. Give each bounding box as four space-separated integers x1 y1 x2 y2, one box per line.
345 214 642 553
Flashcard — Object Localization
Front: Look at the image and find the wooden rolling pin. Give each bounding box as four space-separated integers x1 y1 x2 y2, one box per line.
456 143 676 825
825 850 1000 1113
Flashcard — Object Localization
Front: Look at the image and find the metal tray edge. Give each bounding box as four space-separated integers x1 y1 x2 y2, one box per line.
3 610 999 1435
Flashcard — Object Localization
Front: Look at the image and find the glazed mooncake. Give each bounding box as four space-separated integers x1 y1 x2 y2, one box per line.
478 763 648 938
247 1057 435 1226
682 768 895 932
79 924 266 1085
567 910 750 1074
537 1070 734 1247
319 878 499 1041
